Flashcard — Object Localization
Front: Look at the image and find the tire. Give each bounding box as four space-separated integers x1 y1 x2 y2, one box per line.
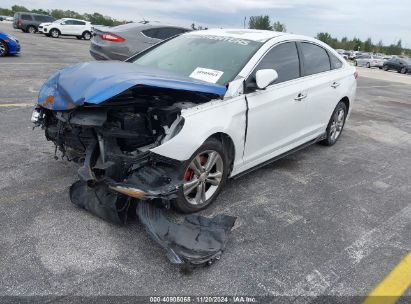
27 25 36 34
22 28 27 33
76 36 82 40
320 101 347 146
366 62 371 68
383 65 388 71
0 40 8 57
175 138 229 213
50 29 60 38
400 67 407 74
82 31 91 40
354 60 358 66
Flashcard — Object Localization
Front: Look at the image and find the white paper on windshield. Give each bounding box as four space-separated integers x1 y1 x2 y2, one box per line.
189 67 224 84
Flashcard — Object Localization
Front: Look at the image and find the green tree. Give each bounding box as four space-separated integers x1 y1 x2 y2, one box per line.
272 21 286 32
316 32 333 45
11 5 29 12
248 15 273 30
363 38 373 52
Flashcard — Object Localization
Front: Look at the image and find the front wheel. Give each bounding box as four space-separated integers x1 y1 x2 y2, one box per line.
321 101 347 146
50 29 60 38
0 40 8 57
354 60 358 66
383 65 388 71
175 138 228 213
400 67 407 74
366 62 371 68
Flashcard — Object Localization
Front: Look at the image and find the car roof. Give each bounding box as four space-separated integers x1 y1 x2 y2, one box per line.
184 29 286 42
61 18 89 22
109 22 189 32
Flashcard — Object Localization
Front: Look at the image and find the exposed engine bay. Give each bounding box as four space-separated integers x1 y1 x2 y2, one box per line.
33 86 236 268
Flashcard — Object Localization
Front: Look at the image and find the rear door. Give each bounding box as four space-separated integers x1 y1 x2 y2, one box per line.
72 20 86 35
298 42 345 134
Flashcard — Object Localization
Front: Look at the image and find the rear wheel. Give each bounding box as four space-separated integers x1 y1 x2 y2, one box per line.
175 138 228 213
366 62 371 68
321 101 347 146
82 31 91 40
354 60 358 66
27 25 36 34
0 40 8 57
383 65 388 71
401 67 407 74
50 29 60 38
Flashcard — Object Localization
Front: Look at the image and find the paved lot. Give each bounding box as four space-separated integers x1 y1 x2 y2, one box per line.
0 22 410 300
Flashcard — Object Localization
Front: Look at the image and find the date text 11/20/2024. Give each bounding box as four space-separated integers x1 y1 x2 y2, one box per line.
149 296 257 303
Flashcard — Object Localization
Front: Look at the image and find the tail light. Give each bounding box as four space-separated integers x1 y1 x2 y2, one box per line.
354 71 359 80
100 33 125 42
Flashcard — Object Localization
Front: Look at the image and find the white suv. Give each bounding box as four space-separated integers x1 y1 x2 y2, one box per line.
39 18 92 40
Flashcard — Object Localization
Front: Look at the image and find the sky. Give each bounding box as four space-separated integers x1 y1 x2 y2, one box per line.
3 0 411 48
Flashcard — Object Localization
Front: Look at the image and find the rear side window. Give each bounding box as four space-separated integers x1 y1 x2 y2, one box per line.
329 52 343 69
253 42 300 84
34 15 52 22
156 28 187 40
21 14 32 20
73 20 86 25
301 42 331 75
142 28 160 39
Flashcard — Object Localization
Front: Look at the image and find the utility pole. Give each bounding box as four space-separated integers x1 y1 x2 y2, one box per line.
243 16 246 29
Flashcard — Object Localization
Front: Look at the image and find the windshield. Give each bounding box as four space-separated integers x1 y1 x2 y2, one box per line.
53 19 64 23
131 34 263 85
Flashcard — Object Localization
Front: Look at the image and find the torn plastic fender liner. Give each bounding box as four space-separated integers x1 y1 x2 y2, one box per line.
70 180 131 225
137 201 236 265
37 61 227 110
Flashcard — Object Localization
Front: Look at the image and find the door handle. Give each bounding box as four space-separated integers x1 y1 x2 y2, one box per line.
294 93 307 101
331 82 340 88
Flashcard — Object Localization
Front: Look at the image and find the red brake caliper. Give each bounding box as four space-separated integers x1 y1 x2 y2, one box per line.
184 169 194 181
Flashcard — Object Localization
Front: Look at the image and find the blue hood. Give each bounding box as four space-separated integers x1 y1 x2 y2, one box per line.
37 61 227 110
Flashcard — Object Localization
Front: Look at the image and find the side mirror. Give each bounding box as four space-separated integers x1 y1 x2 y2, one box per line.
255 69 278 89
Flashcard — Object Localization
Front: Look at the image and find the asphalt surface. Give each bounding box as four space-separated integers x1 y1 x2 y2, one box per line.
0 22 410 301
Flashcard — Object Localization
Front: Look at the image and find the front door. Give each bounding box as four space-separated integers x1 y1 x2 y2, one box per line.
243 42 309 168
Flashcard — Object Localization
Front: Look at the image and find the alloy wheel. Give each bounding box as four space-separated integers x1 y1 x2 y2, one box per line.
183 150 224 206
83 32 91 40
51 30 59 38
28 26 36 34
0 42 6 56
329 108 345 142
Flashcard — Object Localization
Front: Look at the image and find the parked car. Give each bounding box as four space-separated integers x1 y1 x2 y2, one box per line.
13 12 55 33
39 18 92 40
32 29 357 215
382 57 411 74
90 22 191 60
336 49 348 60
354 54 385 68
0 31 20 56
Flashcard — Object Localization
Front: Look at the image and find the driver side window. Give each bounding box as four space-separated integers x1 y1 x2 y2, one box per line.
252 42 300 84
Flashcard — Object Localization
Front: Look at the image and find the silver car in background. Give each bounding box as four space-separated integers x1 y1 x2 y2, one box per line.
90 22 190 61
354 54 385 68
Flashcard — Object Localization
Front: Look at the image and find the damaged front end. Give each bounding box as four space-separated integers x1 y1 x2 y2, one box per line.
32 62 236 267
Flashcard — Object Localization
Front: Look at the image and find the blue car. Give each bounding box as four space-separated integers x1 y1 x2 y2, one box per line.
0 32 20 57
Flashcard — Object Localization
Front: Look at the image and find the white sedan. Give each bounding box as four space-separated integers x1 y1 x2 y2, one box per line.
32 29 357 214
38 18 92 40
